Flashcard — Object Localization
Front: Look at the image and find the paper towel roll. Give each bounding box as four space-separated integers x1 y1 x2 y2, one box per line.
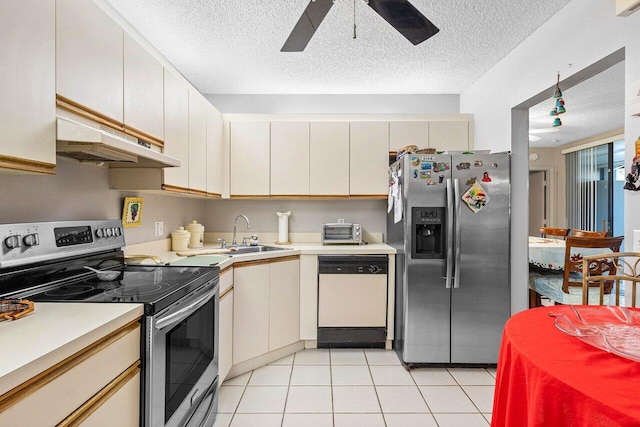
276 211 291 244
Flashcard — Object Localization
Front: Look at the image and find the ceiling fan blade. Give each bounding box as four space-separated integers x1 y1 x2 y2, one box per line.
281 0 335 52
367 0 439 45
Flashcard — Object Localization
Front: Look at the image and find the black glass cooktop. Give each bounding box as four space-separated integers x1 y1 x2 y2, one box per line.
23 265 219 315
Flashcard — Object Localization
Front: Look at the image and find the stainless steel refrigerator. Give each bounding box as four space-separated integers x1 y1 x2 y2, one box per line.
387 152 510 365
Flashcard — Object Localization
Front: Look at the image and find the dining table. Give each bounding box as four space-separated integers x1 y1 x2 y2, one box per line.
491 306 640 427
528 236 613 271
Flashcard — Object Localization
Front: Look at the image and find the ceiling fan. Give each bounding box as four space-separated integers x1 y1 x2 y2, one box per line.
281 0 440 52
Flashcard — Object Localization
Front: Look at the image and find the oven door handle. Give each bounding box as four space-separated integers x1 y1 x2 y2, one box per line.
155 286 216 332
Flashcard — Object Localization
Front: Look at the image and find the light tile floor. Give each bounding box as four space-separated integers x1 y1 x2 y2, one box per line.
214 348 495 427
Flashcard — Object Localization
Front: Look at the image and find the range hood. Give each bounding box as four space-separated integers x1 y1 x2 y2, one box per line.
56 111 180 168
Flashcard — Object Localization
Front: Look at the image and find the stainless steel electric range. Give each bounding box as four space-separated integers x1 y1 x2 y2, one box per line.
0 219 219 427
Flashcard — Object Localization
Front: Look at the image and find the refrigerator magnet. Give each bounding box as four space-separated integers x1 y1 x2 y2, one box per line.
474 160 483 167
462 181 490 213
482 171 492 182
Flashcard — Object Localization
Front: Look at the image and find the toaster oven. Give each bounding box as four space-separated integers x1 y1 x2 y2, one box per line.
322 223 363 245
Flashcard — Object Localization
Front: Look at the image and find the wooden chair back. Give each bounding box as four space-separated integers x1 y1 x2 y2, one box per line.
562 236 624 293
582 252 640 307
540 227 570 240
572 229 609 238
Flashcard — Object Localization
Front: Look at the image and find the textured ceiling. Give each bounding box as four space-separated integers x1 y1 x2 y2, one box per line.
103 0 621 148
103 0 571 95
529 61 625 148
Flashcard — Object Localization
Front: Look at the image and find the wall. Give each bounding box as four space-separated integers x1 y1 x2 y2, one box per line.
207 94 460 114
203 199 386 236
461 0 640 313
0 157 205 245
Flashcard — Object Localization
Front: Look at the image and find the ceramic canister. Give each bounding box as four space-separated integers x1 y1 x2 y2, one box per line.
171 226 190 251
185 220 204 248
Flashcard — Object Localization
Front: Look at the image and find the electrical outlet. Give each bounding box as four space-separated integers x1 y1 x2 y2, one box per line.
338 218 345 223
155 221 164 237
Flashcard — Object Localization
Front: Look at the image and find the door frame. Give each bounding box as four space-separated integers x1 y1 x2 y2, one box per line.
529 166 556 230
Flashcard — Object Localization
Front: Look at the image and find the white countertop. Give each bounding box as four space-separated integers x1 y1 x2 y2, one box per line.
149 242 396 270
0 302 143 396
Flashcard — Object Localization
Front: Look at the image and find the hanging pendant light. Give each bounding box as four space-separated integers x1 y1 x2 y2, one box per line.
550 72 566 125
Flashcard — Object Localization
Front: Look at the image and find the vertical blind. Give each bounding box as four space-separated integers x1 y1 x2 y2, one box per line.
566 147 599 231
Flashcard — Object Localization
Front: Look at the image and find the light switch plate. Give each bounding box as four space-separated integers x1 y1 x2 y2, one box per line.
155 221 164 237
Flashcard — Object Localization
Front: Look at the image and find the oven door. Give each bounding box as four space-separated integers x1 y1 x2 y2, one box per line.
146 278 219 427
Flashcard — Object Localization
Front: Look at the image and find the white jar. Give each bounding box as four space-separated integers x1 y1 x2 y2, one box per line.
171 227 191 252
185 220 204 248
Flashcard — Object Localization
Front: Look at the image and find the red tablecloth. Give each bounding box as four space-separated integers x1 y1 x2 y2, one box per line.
491 306 640 427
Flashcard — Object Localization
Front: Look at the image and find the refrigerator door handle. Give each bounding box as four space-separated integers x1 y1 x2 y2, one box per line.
445 179 454 289
453 178 461 288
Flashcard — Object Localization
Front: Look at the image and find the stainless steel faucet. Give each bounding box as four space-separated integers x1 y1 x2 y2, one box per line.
232 214 251 245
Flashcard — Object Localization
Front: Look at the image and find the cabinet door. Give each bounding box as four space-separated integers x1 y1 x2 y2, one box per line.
269 259 300 351
230 121 270 196
233 264 269 364
76 371 140 427
310 122 350 196
0 0 56 173
389 121 428 152
219 287 233 383
206 107 224 196
56 0 123 122
270 122 310 196
349 122 389 196
163 70 189 190
428 121 470 151
124 33 164 141
188 91 208 193
299 255 318 340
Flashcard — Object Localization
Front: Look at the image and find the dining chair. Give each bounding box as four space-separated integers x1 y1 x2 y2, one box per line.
539 227 571 240
573 229 609 238
581 252 640 307
530 236 624 306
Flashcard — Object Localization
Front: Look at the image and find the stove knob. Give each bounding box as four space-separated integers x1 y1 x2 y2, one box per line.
96 229 104 238
4 235 22 249
106 228 113 237
23 233 39 247
113 227 121 237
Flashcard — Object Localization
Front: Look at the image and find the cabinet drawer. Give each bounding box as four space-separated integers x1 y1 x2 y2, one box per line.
0 321 140 426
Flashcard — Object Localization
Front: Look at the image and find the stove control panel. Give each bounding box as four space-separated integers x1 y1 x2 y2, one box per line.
0 220 125 269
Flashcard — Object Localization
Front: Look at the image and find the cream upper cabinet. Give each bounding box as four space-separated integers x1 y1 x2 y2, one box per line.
188 91 208 193
233 263 270 364
349 122 389 196
0 0 56 174
163 70 190 191
310 122 350 196
389 121 429 152
206 107 224 197
269 258 300 351
230 121 270 197
429 121 470 151
56 0 123 123
270 122 310 196
124 33 164 142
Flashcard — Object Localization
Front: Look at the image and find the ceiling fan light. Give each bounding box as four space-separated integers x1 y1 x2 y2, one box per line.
556 105 566 114
556 98 565 107
553 117 562 127
553 88 563 99
549 108 558 116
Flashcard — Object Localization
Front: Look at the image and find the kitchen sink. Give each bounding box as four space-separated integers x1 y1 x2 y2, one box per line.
227 245 292 255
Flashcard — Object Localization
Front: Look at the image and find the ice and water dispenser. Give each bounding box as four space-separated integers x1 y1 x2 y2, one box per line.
411 207 445 259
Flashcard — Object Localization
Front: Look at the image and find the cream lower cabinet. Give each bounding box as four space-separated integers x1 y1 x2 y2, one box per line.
233 257 300 365
218 268 234 383
0 0 56 174
299 254 319 340
0 320 141 426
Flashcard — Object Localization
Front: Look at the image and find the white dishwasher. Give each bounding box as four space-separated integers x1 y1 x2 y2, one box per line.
317 255 388 348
